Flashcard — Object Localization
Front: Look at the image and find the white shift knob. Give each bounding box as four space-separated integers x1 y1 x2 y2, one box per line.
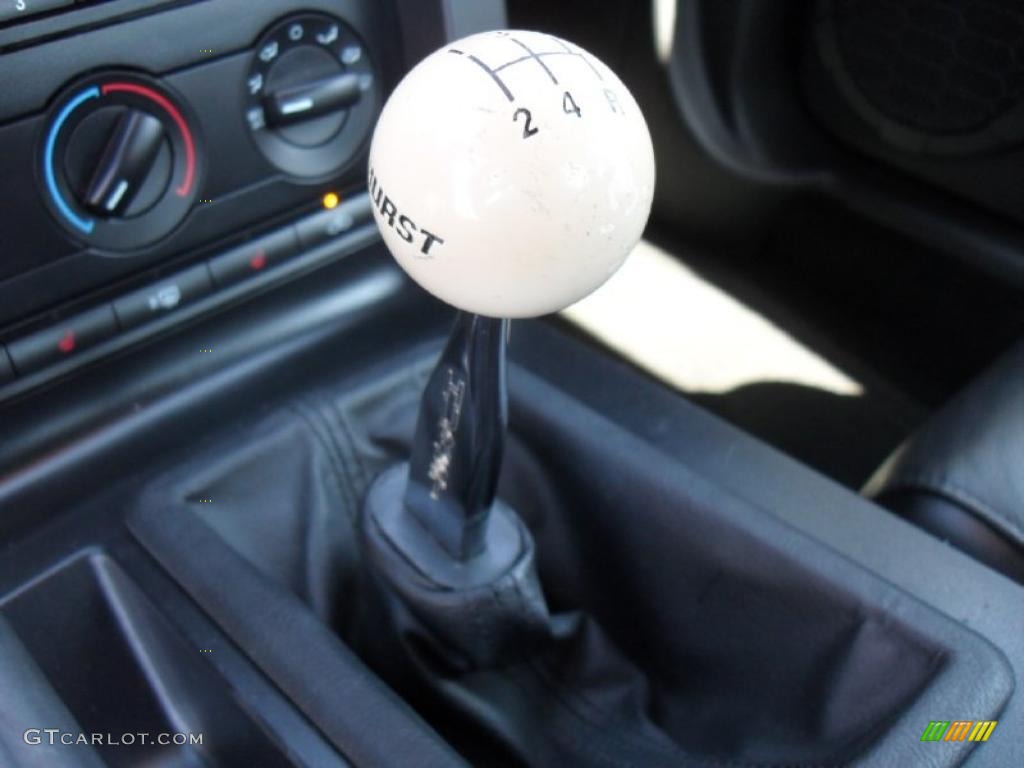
368 30 655 318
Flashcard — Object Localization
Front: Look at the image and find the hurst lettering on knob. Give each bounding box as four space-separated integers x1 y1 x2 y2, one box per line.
367 30 655 318
368 166 445 257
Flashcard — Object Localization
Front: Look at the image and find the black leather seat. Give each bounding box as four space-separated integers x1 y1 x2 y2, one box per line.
865 342 1024 584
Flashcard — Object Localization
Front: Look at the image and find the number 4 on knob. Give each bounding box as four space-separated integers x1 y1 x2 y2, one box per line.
563 91 581 117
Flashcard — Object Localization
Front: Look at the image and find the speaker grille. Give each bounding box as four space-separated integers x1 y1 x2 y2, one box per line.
830 0 1024 135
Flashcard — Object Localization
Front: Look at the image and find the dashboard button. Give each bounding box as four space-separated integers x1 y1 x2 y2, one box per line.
8 304 117 374
0 347 13 385
208 226 297 287
294 192 373 249
0 0 71 24
113 263 212 330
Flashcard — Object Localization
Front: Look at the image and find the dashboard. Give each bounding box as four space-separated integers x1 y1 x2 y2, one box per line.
0 0 414 402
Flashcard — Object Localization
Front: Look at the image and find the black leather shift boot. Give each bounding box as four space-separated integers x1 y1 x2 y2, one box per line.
132 353 1008 768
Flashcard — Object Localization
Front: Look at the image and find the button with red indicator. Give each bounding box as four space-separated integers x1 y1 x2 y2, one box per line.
7 305 118 375
208 227 298 287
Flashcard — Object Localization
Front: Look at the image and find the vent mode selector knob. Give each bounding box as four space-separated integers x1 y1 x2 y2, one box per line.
244 13 380 179
262 67 362 130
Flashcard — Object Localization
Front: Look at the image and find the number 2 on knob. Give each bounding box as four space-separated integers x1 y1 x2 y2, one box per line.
513 107 537 139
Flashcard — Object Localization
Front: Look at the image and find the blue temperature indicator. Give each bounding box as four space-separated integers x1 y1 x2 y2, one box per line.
44 87 100 234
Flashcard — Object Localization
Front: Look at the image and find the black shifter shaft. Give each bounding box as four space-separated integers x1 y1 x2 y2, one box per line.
404 312 509 560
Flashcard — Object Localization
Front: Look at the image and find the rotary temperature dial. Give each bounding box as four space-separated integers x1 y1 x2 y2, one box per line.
245 13 380 178
69 107 170 218
40 73 201 252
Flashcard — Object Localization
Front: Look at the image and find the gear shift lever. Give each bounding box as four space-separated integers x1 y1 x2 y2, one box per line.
359 29 653 663
403 312 509 560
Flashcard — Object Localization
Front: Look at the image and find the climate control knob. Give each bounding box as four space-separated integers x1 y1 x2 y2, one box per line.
71 107 169 218
244 13 380 179
40 73 201 252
